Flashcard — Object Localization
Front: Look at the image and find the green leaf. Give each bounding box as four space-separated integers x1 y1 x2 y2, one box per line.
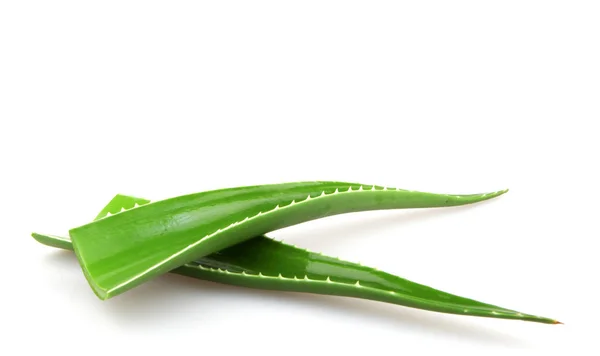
68 182 509 299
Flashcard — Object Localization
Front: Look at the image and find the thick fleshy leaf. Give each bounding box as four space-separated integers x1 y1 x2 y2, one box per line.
68 182 509 299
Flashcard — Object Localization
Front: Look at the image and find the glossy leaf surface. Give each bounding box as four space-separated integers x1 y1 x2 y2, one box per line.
69 182 509 299
34 232 557 323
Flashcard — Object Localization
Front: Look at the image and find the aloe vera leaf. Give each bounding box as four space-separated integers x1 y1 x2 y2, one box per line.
188 241 560 324
33 232 558 323
68 182 508 300
33 194 558 324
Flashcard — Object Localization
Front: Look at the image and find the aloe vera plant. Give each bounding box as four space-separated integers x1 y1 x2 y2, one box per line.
32 184 559 323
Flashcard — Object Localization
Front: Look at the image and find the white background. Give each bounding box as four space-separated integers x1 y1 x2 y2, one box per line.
1 1 598 354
